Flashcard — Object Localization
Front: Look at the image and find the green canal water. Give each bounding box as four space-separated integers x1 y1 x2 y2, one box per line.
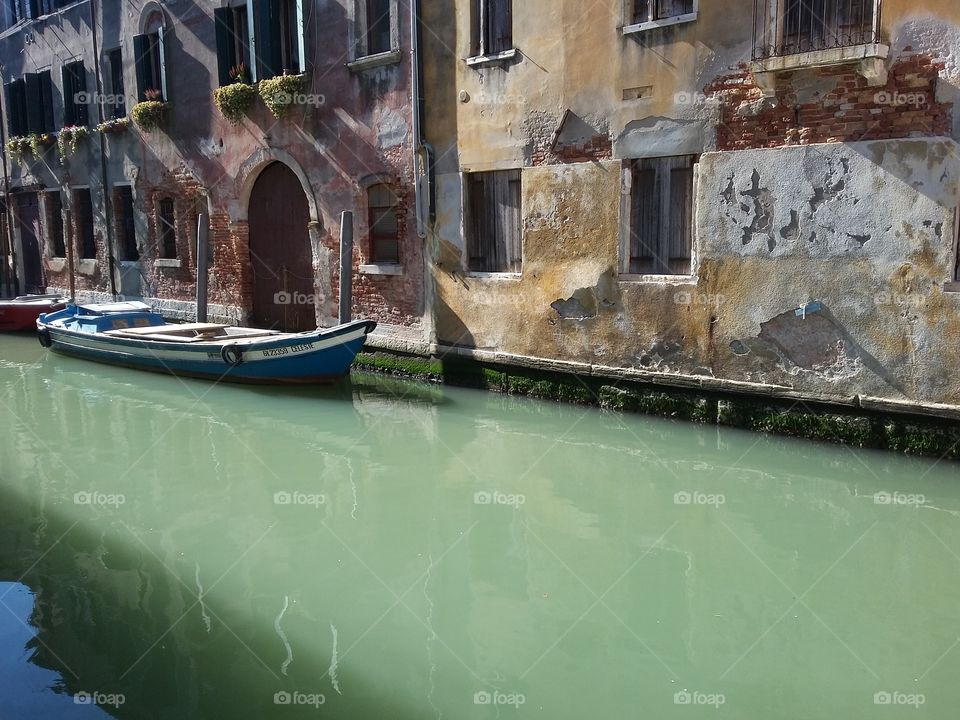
0 334 958 719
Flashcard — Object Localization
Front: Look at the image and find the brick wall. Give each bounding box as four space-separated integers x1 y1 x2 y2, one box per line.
705 55 954 151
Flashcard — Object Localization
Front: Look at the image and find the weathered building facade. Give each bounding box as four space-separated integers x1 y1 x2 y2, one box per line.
0 0 427 339
421 0 960 416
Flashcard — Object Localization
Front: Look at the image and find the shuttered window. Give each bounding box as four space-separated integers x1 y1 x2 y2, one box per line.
214 5 252 86
627 155 695 275
46 191 65 258
115 186 138 261
62 61 88 127
254 0 304 79
4 79 28 137
74 188 96 260
472 0 512 56
467 170 522 273
25 71 54 133
157 197 177 259
633 0 694 23
107 48 125 118
133 30 166 101
368 184 399 264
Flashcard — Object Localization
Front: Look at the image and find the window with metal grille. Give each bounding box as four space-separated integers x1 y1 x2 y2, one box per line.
367 184 399 264
115 186 138 261
46 191 65 258
472 0 513 56
632 0 694 24
157 197 177 259
467 170 522 273
626 156 695 275
754 0 880 59
74 188 96 260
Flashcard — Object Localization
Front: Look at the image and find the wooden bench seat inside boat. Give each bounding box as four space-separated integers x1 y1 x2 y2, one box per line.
110 322 229 336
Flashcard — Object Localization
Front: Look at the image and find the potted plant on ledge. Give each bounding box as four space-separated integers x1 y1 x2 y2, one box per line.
96 117 131 135
132 89 167 131
58 125 89 162
28 132 56 157
6 136 31 160
213 64 257 125
258 71 305 119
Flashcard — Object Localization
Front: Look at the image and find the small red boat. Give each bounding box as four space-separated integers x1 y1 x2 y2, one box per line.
0 295 68 331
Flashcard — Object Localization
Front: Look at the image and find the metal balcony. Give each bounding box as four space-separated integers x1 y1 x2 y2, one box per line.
752 0 882 61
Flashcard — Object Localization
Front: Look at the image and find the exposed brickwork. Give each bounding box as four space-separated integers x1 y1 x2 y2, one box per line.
705 56 954 151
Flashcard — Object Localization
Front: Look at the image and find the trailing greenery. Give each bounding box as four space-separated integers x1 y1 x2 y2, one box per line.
213 82 257 124
28 132 55 157
57 125 89 161
6 136 31 159
131 101 167 131
96 117 130 134
258 74 304 119
353 350 960 459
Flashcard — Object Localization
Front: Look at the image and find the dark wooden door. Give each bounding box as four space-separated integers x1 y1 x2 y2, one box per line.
15 193 44 294
248 162 315 331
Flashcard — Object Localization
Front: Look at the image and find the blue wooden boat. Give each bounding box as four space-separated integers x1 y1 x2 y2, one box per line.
36 302 377 384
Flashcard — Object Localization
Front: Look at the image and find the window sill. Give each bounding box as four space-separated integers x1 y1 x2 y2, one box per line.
155 258 181 268
347 49 403 72
467 271 522 279
77 259 97 275
944 281 960 293
749 43 889 94
46 257 66 272
623 12 697 35
465 48 519 67
359 263 404 276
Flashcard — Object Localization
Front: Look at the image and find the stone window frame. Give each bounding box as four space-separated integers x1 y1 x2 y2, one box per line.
465 0 518 68
622 0 698 35
347 0 402 72
41 189 66 259
618 155 700 281
155 195 179 265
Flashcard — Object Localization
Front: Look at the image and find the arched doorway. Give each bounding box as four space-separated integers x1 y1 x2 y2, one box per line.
248 162 314 332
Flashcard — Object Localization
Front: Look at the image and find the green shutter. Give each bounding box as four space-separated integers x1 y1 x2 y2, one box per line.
254 0 280 79
133 33 149 101
4 83 15 137
214 7 235 87
39 70 53 132
24 73 43 133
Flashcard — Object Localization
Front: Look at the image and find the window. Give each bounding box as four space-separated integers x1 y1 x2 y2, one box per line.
61 61 88 126
157 197 176 259
25 70 55 133
362 0 393 56
106 48 125 118
133 16 166 102
214 4 252 86
631 0 695 25
254 0 305 79
45 191 65 257
466 170 521 273
754 0 880 59
367 184 399 264
471 0 512 57
115 186 138 261
625 155 695 275
73 188 96 260
4 78 28 136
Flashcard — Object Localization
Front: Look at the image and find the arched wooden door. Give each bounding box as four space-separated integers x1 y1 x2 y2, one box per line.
248 162 315 332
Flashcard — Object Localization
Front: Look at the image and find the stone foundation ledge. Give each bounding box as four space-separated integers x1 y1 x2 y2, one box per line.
353 346 960 460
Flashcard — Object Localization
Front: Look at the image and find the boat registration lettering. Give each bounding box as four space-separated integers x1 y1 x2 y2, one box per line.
289 343 313 353
263 347 290 357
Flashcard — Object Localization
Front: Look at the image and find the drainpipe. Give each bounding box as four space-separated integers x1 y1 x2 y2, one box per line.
410 0 428 238
89 0 118 298
0 62 17 297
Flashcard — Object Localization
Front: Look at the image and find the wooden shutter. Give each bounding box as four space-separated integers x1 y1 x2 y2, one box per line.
497 171 521 272
294 0 306 73
485 0 512 54
254 0 280 79
133 33 149 100
61 65 75 126
667 161 693 274
214 7 235 87
157 27 168 101
4 82 16 137
24 73 44 133
468 174 487 271
630 162 659 273
38 70 53 131
70 64 87 126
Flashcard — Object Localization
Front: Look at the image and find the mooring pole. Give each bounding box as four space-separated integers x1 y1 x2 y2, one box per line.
196 213 208 322
338 211 353 324
65 208 75 301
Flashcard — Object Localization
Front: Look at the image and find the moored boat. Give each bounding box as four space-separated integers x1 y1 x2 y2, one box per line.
0 294 68 332
37 302 377 384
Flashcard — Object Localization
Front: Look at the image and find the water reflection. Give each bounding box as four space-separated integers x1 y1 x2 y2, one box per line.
1 334 959 719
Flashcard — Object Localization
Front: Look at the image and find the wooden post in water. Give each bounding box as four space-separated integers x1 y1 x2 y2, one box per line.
338 211 353 324
65 208 76 301
196 213 208 322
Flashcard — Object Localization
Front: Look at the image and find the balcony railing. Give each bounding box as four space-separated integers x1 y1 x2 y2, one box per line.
752 0 882 61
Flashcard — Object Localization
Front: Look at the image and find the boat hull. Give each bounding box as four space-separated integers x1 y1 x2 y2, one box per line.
0 297 65 331
39 319 377 385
